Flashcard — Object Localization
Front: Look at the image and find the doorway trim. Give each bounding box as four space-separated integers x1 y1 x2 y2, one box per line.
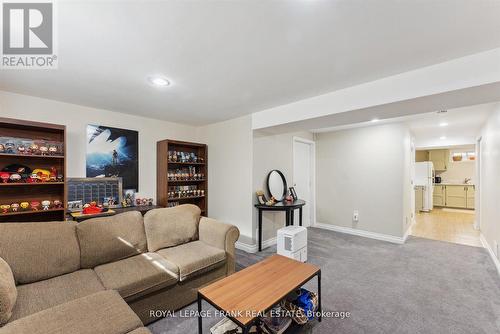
475 136 482 231
292 136 316 227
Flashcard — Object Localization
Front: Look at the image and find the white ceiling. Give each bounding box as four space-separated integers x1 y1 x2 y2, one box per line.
407 104 495 148
2 0 500 125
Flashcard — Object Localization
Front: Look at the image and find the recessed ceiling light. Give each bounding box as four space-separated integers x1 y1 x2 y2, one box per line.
371 118 380 122
440 136 447 140
439 122 448 127
148 76 170 87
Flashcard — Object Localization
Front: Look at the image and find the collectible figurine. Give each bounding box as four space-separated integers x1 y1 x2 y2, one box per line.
49 167 57 182
57 174 64 182
5 142 15 154
0 144 4 153
9 173 21 183
0 172 9 183
30 201 40 211
0 204 10 213
17 145 26 154
53 200 62 209
20 202 29 211
148 198 153 206
33 169 50 182
48 145 58 155
41 200 51 210
39 145 49 155
10 203 19 212
27 173 39 183
29 143 39 155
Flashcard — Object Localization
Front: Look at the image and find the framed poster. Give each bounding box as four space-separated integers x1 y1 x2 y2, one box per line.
86 125 139 190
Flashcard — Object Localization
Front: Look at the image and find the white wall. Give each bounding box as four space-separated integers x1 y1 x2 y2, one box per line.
197 115 254 242
316 123 411 238
478 105 500 263
0 91 198 201
252 130 314 241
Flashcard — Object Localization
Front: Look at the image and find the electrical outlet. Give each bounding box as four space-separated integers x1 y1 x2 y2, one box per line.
353 210 359 222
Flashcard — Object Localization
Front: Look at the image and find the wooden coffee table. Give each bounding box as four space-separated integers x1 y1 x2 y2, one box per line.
197 254 321 334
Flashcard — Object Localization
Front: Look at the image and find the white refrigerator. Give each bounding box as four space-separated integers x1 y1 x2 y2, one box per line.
415 162 434 212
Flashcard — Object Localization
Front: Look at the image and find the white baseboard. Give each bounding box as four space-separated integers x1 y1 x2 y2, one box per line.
480 233 500 277
236 237 277 254
315 222 406 244
403 219 416 242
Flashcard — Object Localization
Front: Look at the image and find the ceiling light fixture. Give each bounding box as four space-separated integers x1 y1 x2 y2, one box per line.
371 118 380 123
439 122 448 127
440 136 447 140
148 76 171 87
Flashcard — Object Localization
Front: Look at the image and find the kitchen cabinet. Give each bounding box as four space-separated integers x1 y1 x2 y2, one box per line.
429 149 449 171
433 184 475 209
466 185 475 209
445 185 467 208
433 185 446 206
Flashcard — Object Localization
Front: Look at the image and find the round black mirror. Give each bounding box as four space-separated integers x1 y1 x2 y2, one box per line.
266 170 287 202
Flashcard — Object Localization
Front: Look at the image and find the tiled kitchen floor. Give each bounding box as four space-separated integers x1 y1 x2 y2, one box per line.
411 207 481 247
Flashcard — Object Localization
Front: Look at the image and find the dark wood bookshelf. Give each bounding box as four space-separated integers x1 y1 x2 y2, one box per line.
157 139 207 215
0 117 67 222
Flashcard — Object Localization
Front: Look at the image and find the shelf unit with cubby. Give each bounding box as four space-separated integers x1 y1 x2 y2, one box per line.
157 139 207 215
0 117 66 222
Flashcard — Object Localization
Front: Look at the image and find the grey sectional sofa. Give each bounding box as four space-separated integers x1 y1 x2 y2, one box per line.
0 204 239 334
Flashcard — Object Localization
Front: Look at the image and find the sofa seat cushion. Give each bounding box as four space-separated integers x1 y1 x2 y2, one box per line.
0 290 143 334
94 253 178 300
156 241 226 281
9 269 105 321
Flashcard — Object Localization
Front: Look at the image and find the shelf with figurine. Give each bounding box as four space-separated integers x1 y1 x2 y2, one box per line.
0 165 64 184
0 117 67 223
0 137 64 157
167 167 205 182
0 199 64 216
157 139 207 214
167 150 204 164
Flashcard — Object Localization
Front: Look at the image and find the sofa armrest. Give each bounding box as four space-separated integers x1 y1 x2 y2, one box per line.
199 217 240 275
0 257 17 326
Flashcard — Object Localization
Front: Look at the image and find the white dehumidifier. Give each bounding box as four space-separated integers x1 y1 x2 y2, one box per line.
277 226 307 262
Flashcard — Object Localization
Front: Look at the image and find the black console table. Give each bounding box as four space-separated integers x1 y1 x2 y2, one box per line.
254 199 306 252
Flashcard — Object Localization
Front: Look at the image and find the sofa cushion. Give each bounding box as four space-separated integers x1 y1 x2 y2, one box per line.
128 328 153 334
156 241 226 281
0 258 16 325
144 204 201 252
94 253 178 300
0 221 80 284
77 211 148 268
0 290 143 334
10 269 105 321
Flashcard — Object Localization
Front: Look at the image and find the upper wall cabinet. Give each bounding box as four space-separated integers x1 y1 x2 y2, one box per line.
429 149 449 171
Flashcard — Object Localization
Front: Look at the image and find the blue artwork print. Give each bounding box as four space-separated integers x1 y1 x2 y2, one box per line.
86 125 139 190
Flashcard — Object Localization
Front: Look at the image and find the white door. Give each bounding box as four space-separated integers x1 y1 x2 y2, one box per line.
293 139 314 227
